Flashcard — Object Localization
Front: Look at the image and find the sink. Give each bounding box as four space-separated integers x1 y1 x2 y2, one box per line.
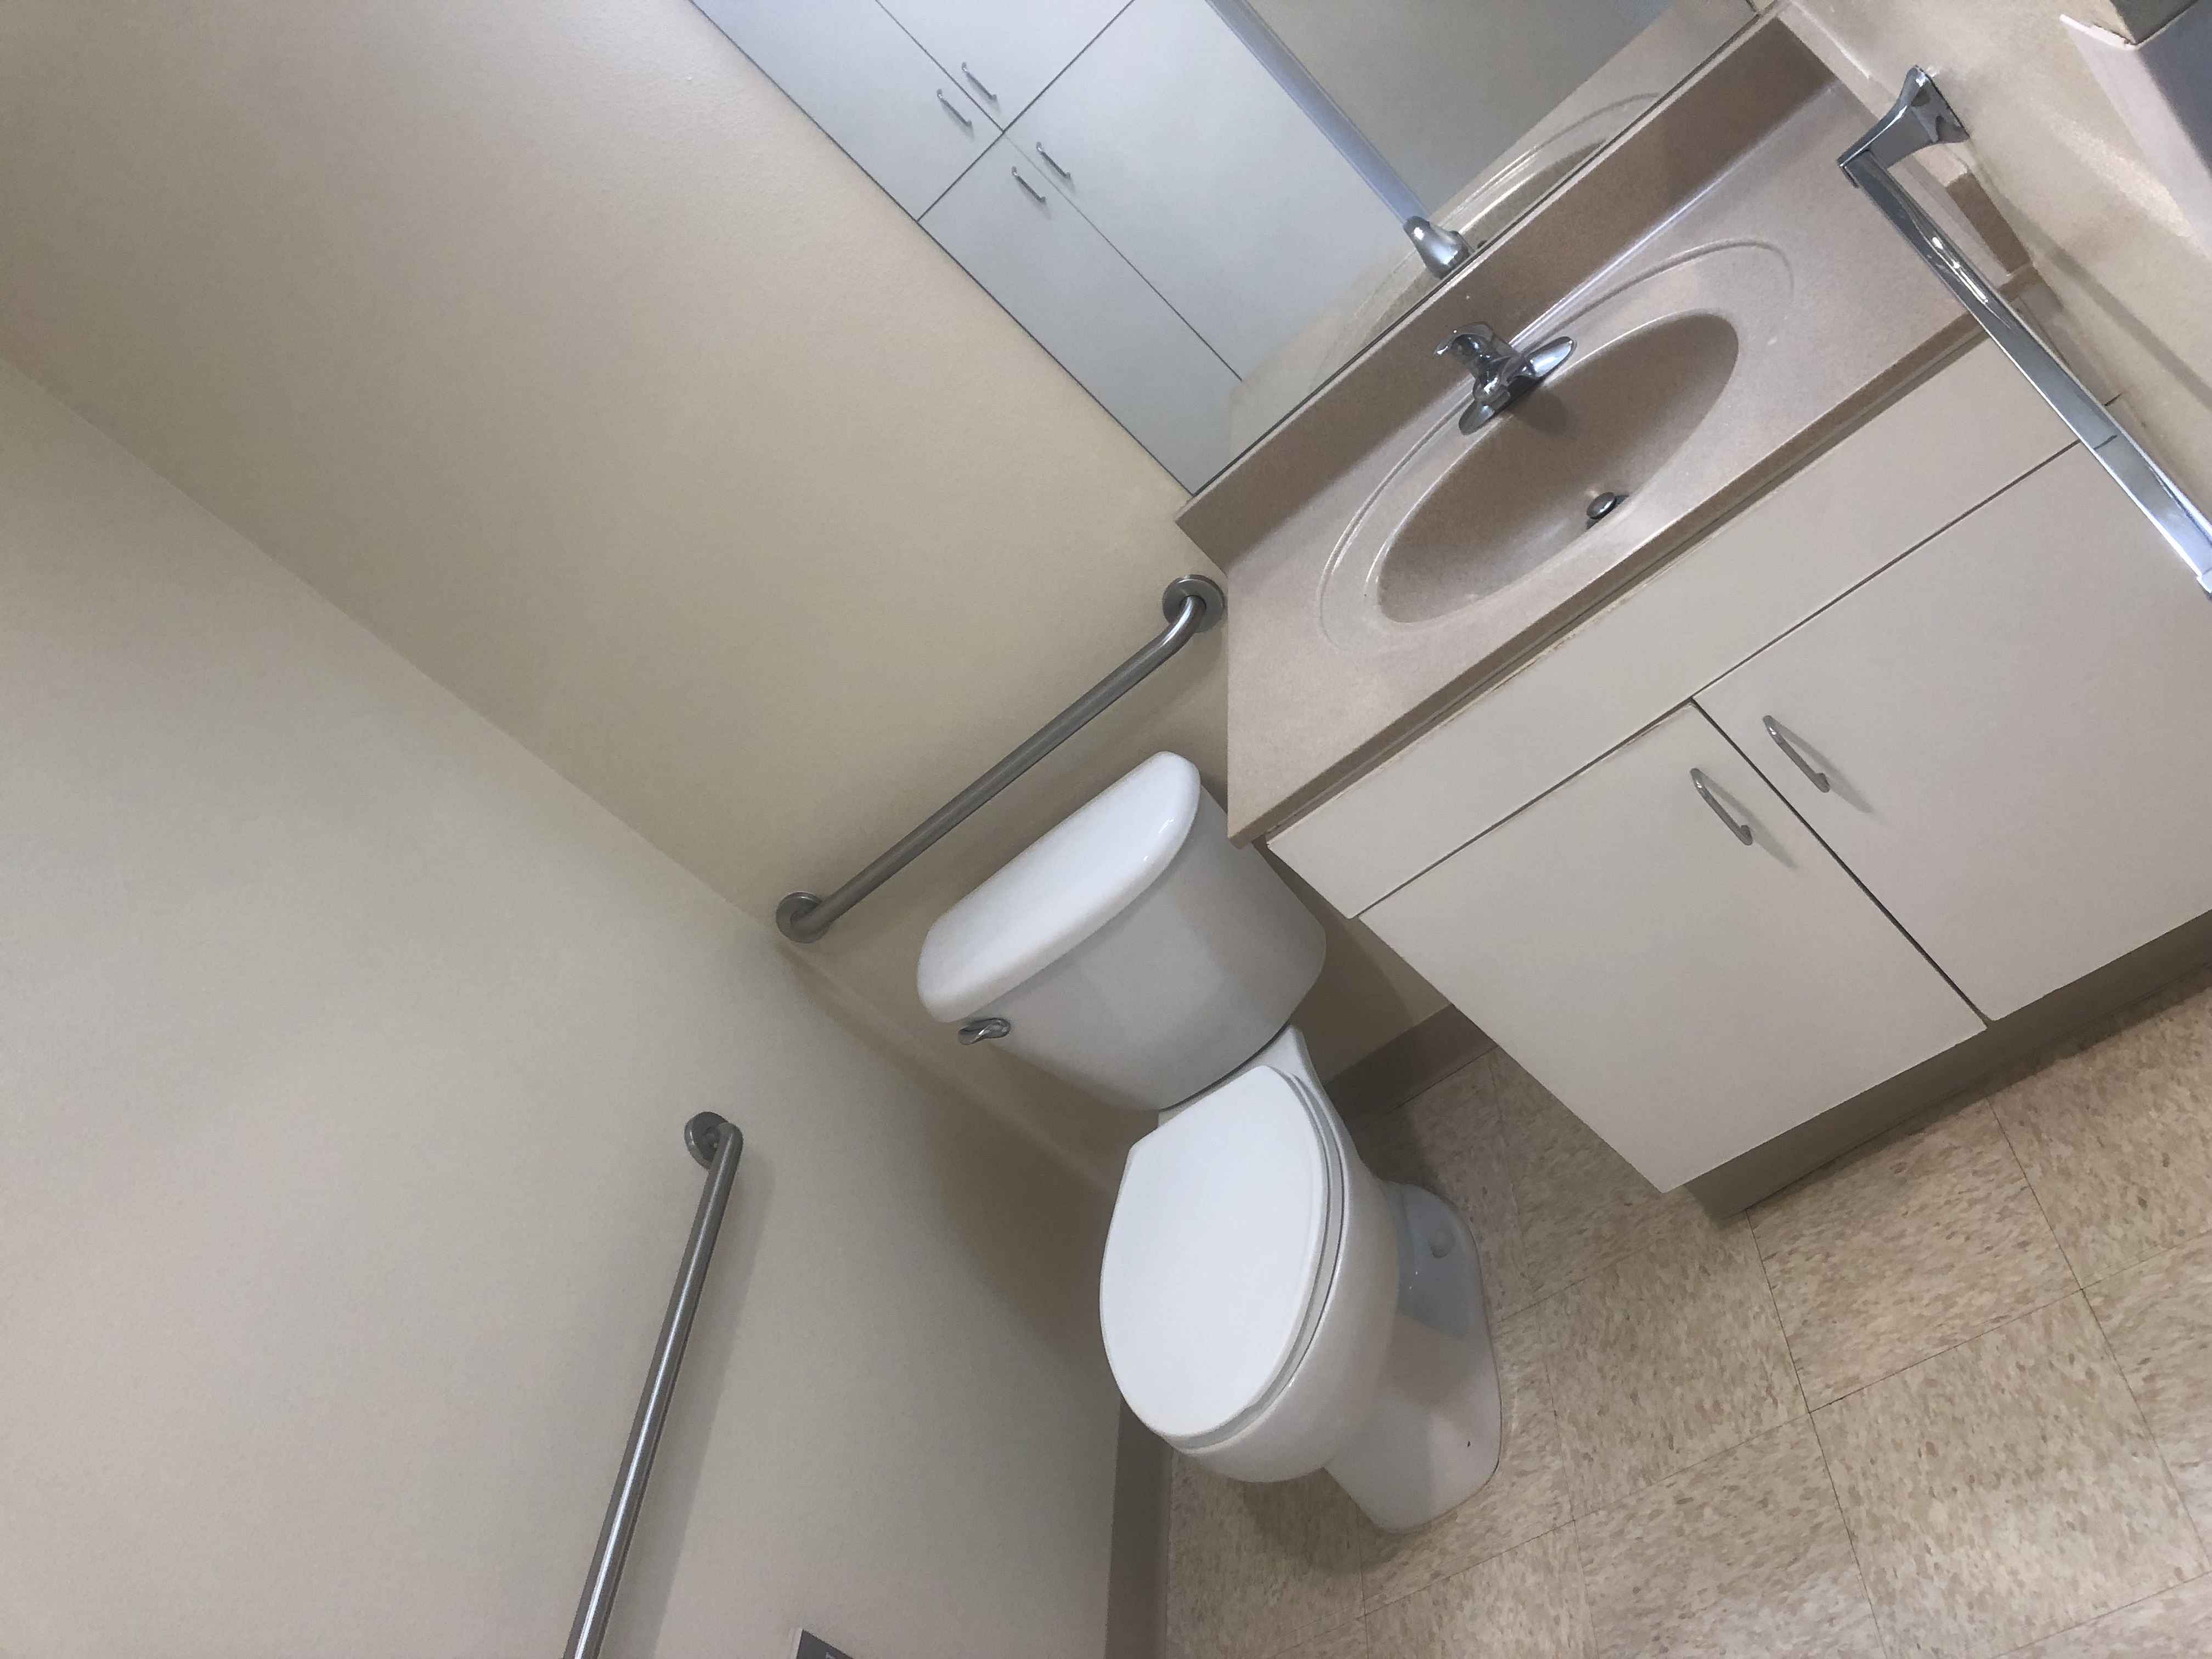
1321 240 1788 648
1378 314 1740 622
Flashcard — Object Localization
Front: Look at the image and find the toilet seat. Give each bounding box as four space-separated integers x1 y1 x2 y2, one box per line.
1099 1064 1347 1444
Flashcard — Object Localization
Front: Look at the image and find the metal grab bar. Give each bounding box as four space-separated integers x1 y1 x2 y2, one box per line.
1841 69 2212 596
775 575 1226 943
563 1113 744 1659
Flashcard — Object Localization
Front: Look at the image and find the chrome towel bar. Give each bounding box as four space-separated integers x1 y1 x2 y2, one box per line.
563 1113 743 1659
776 575 1226 943
1841 68 2212 595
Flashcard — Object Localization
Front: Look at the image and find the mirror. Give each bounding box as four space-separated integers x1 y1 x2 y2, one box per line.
695 0 1757 489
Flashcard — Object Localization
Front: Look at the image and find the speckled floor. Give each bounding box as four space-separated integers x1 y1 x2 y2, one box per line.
1164 969 2212 1659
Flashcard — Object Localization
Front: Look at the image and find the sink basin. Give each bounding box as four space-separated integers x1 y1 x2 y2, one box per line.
1378 313 1740 623
1319 238 1790 652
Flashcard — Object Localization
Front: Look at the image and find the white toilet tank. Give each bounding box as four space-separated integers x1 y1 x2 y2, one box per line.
917 753 1326 1109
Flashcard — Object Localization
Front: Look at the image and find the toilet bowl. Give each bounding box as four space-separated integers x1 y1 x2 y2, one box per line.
918 753 1499 1529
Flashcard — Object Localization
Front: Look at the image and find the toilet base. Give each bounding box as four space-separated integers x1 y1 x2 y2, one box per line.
1323 1183 1500 1532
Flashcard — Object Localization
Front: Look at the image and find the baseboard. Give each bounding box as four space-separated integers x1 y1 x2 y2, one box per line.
1689 905 2212 1215
1103 1406 1171 1659
1325 1006 1494 1122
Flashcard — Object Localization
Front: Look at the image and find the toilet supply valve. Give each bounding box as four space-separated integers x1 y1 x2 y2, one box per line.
957 1017 1012 1045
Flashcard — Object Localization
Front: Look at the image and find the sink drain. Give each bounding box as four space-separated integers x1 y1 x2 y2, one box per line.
1586 490 1628 527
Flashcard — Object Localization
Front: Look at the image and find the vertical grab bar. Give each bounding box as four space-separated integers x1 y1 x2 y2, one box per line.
1839 68 2212 595
563 1112 744 1659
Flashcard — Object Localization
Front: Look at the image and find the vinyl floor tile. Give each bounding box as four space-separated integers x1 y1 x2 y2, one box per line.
1362 1306 1570 1609
1815 1294 2205 1659
1272 1618 1368 1659
1750 1101 2076 1406
1402 1062 1536 1318
1489 1054 1672 1299
1351 1066 1533 1321
1991 983 2212 1284
1165 1459 1370 1659
1543 1199 1802 1515
1575 1420 1883 1659
1362 1526 1590 1659
2004 1574 2212 1657
2087 1229 2212 1539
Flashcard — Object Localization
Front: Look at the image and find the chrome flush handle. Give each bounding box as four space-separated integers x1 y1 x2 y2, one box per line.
1690 768 1755 845
1762 717 1832 792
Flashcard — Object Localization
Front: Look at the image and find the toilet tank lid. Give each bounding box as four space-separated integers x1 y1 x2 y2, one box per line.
917 753 1203 1020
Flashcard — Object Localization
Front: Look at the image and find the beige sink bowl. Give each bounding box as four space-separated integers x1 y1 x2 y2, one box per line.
1321 240 1789 652
1376 313 1741 623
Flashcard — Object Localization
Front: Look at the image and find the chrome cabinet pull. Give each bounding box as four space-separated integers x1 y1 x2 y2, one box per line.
1035 143 1072 181
1011 167 1049 205
1762 716 1831 792
1690 768 1754 845
935 89 974 132
962 62 998 104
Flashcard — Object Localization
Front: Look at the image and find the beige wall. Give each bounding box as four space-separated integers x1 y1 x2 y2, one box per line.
1774 0 2212 507
0 0 1442 1188
0 359 1121 1659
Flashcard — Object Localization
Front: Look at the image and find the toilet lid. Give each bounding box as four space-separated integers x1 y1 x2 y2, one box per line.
1099 1065 1341 1442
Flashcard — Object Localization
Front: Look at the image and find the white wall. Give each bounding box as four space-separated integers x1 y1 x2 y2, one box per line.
0 357 1121 1659
1254 0 1680 209
0 0 1446 1187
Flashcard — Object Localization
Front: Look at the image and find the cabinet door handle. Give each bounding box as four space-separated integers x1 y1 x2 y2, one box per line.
1011 167 1049 205
936 90 974 132
1035 143 1073 181
1690 768 1755 845
962 62 999 104
1762 717 1832 792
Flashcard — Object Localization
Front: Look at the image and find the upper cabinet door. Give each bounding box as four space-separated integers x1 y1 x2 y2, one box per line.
692 0 992 216
877 0 1131 124
1364 707 1980 1190
922 140 1236 490
1007 0 1402 376
1699 444 2212 1022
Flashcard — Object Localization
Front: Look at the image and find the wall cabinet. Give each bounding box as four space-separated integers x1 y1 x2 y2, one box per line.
1364 707 1980 1190
1007 0 1402 376
1699 444 2212 1021
690 0 1400 489
692 0 992 217
922 141 1238 489
876 0 1130 125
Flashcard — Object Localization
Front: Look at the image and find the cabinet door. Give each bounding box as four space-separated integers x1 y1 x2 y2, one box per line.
922 140 1237 489
1007 0 1402 376
1365 707 1981 1189
692 0 992 216
1700 444 2212 1022
877 0 1131 123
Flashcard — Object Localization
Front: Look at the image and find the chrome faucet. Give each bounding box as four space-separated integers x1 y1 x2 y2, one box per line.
1436 324 1576 433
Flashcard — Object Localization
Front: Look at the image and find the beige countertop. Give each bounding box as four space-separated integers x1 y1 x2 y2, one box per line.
1177 22 2010 845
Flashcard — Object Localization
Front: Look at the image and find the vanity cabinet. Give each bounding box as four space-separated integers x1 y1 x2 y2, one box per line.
691 0 992 217
1006 0 1402 377
922 140 1238 489
1266 344 2212 1194
874 0 1130 125
1699 444 2212 1022
1364 707 1981 1190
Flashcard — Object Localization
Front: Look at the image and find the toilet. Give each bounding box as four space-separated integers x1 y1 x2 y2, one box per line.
917 752 1499 1530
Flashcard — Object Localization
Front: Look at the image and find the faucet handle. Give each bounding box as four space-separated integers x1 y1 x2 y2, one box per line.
1437 324 1511 377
